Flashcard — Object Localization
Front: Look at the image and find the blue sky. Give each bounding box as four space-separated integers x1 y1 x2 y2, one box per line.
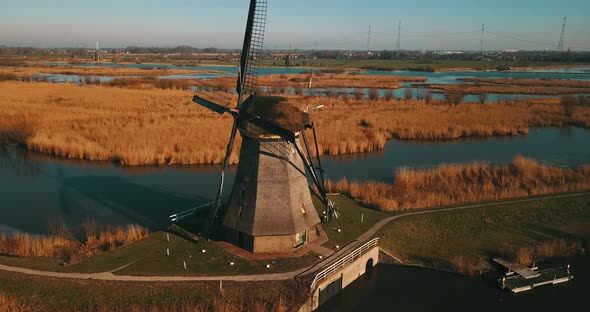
1 0 589 50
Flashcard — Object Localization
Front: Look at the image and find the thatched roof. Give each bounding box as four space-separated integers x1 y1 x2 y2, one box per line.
243 96 309 133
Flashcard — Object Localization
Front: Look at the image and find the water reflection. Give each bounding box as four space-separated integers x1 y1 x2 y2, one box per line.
320 254 589 312
0 127 588 233
0 148 231 234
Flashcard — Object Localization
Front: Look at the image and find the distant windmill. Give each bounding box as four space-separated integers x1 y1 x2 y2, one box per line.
188 0 332 253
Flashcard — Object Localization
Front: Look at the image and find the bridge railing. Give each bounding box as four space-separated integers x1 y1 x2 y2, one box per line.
169 202 214 223
309 237 379 292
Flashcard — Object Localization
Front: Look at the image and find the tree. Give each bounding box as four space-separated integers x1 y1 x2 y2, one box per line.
424 91 433 105
384 89 394 101
404 88 413 100
445 92 464 105
368 89 380 101
477 92 488 104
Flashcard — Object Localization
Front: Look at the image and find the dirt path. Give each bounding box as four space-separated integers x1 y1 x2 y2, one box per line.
1 192 588 282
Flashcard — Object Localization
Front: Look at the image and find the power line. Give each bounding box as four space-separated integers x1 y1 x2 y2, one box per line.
480 24 485 51
558 16 567 51
367 25 372 53
396 20 401 50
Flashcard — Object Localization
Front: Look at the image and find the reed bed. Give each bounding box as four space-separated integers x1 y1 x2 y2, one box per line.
0 225 148 263
309 96 589 156
450 255 482 276
326 157 590 211
0 65 219 79
460 78 590 88
1 81 590 165
510 239 583 265
0 81 239 165
424 83 590 95
0 292 28 312
107 77 198 90
206 73 427 90
0 113 39 146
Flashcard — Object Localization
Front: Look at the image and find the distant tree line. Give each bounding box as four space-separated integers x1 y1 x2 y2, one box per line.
1 45 590 63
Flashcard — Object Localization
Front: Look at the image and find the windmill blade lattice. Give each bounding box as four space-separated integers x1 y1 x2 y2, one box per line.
237 0 267 97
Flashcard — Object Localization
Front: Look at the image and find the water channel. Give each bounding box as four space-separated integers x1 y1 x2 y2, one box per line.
1 127 588 234
38 63 590 101
320 254 589 312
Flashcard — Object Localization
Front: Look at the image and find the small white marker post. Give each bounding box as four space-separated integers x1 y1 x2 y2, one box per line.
361 213 364 223
183 261 187 270
166 248 170 256
219 280 223 291
167 233 170 242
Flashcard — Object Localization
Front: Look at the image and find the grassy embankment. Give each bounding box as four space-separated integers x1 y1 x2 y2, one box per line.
0 230 319 276
377 193 590 274
1 81 589 165
0 270 302 312
0 194 380 275
327 156 590 211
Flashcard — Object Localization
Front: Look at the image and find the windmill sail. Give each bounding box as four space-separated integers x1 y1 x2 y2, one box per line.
237 0 268 98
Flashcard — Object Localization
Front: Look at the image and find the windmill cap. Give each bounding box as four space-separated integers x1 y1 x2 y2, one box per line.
243 95 310 133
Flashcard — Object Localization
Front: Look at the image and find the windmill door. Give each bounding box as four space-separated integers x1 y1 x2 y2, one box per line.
301 229 307 244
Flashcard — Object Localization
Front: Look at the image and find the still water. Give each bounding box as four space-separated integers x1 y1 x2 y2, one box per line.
320 255 588 312
0 127 588 234
40 63 590 100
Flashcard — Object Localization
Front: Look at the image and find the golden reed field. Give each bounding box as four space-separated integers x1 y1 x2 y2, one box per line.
205 72 427 90
425 83 590 95
0 223 148 263
327 157 590 211
1 81 589 165
0 65 221 79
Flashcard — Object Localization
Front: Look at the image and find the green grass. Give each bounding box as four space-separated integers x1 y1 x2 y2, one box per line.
314 194 388 249
0 194 383 276
0 231 320 276
377 194 590 269
0 269 304 311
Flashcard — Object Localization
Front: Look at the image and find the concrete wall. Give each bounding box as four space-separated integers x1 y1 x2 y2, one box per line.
306 246 380 311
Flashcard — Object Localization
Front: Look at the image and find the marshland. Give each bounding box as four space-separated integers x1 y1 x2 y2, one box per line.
2 57 590 312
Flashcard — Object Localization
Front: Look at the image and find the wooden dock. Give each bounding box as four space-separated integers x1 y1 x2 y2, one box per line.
493 258 574 293
493 258 540 279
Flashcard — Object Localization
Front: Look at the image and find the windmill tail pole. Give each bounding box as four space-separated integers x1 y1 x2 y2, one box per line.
204 118 239 237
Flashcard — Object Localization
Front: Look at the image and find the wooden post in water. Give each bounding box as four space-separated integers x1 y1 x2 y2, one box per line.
183 261 187 270
167 233 170 242
361 213 364 223
166 248 170 256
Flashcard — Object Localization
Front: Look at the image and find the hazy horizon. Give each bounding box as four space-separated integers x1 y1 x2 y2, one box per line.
1 0 589 51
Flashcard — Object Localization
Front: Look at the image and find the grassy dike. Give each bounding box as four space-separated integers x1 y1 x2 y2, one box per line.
0 193 589 310
0 270 304 312
376 193 590 272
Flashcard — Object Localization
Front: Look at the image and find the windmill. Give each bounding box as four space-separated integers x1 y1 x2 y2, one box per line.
189 0 333 253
